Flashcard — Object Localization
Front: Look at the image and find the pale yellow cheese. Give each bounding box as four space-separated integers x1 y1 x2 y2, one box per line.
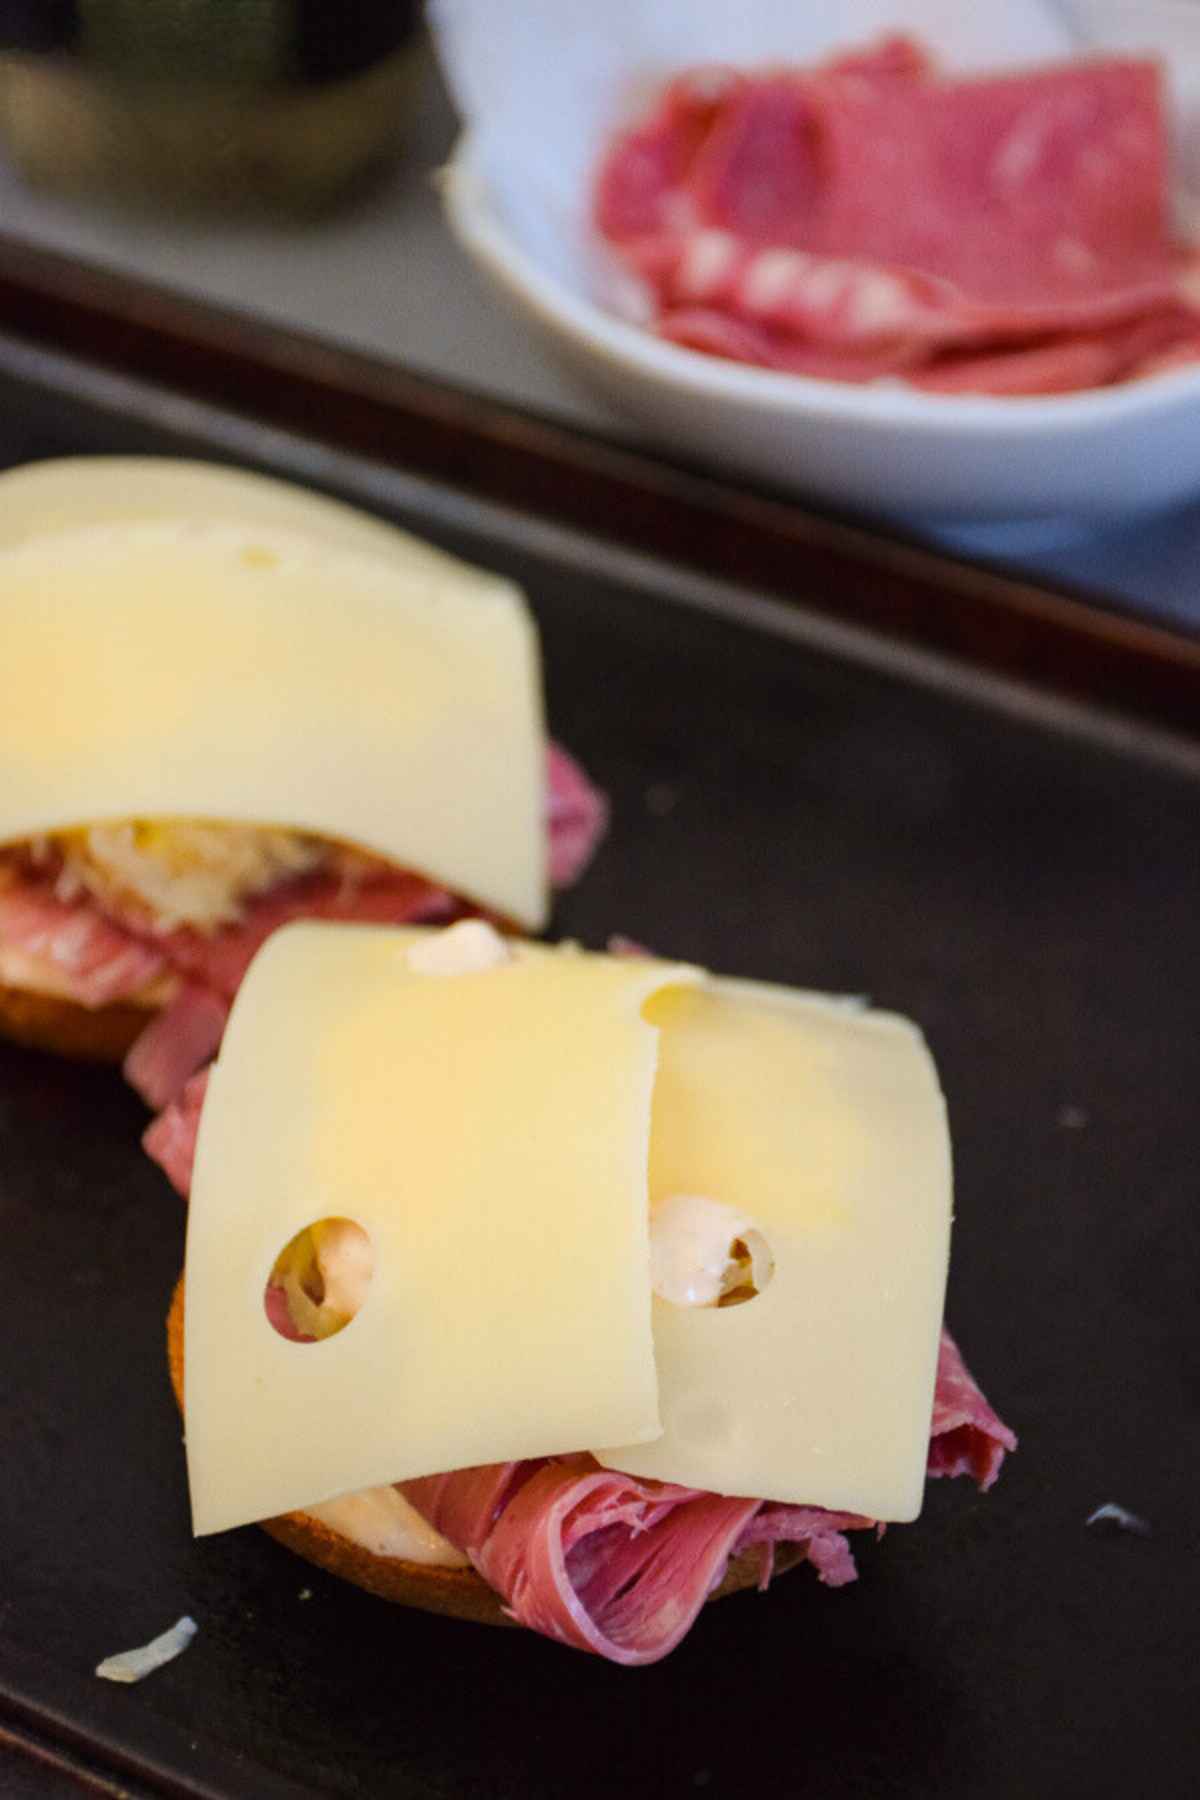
0 520 547 926
184 923 697 1536
0 456 470 580
595 978 952 1522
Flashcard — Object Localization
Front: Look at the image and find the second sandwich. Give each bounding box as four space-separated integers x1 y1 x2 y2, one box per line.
0 457 605 1103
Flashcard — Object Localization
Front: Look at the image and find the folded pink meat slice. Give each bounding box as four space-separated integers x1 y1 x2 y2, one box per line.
123 986 230 1112
596 38 1200 391
928 1329 1017 1489
150 1081 1015 1666
662 290 1200 395
410 1461 762 1662
401 1460 871 1663
595 38 934 247
656 305 927 381
909 303 1200 396
0 884 168 1007
143 1067 209 1198
633 230 961 356
799 60 1174 315
545 743 611 889
398 1329 1014 1665
0 742 607 1103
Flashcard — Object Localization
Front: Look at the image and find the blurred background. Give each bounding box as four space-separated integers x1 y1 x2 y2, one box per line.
2 1 1200 632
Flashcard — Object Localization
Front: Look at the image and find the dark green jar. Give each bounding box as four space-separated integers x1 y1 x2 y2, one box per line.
0 1 425 213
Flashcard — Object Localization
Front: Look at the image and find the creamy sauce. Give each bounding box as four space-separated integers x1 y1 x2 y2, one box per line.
304 1486 469 1567
406 918 512 976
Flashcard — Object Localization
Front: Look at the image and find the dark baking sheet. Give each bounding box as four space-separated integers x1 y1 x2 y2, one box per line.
1 380 1198 1800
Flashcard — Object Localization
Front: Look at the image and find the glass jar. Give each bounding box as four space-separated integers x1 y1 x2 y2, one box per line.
0 1 425 214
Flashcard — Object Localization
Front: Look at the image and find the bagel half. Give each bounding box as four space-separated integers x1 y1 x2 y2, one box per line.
166 1280 801 1626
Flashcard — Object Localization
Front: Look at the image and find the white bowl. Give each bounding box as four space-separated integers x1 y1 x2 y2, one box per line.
443 135 1200 527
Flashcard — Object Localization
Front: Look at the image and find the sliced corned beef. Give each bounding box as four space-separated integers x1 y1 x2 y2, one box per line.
153 1086 1016 1666
928 1329 1018 1490
594 39 936 250
122 985 230 1112
656 305 926 380
406 1460 764 1662
397 1327 1012 1662
0 883 167 1008
909 304 1200 396
595 38 1200 394
545 743 610 889
142 1067 209 1199
1 740 608 1103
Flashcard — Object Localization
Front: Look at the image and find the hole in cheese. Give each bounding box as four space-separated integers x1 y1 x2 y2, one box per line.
718 1234 772 1308
265 1217 374 1344
649 1194 775 1309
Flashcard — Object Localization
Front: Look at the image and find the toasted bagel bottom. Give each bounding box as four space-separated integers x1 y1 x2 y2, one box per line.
0 982 151 1062
166 1280 801 1628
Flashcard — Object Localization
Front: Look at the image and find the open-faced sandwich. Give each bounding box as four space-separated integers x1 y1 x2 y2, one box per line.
153 918 1015 1666
0 458 605 1104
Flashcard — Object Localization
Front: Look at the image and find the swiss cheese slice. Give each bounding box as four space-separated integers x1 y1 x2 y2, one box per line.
184 923 696 1536
595 979 952 1522
0 456 466 578
0 519 547 926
